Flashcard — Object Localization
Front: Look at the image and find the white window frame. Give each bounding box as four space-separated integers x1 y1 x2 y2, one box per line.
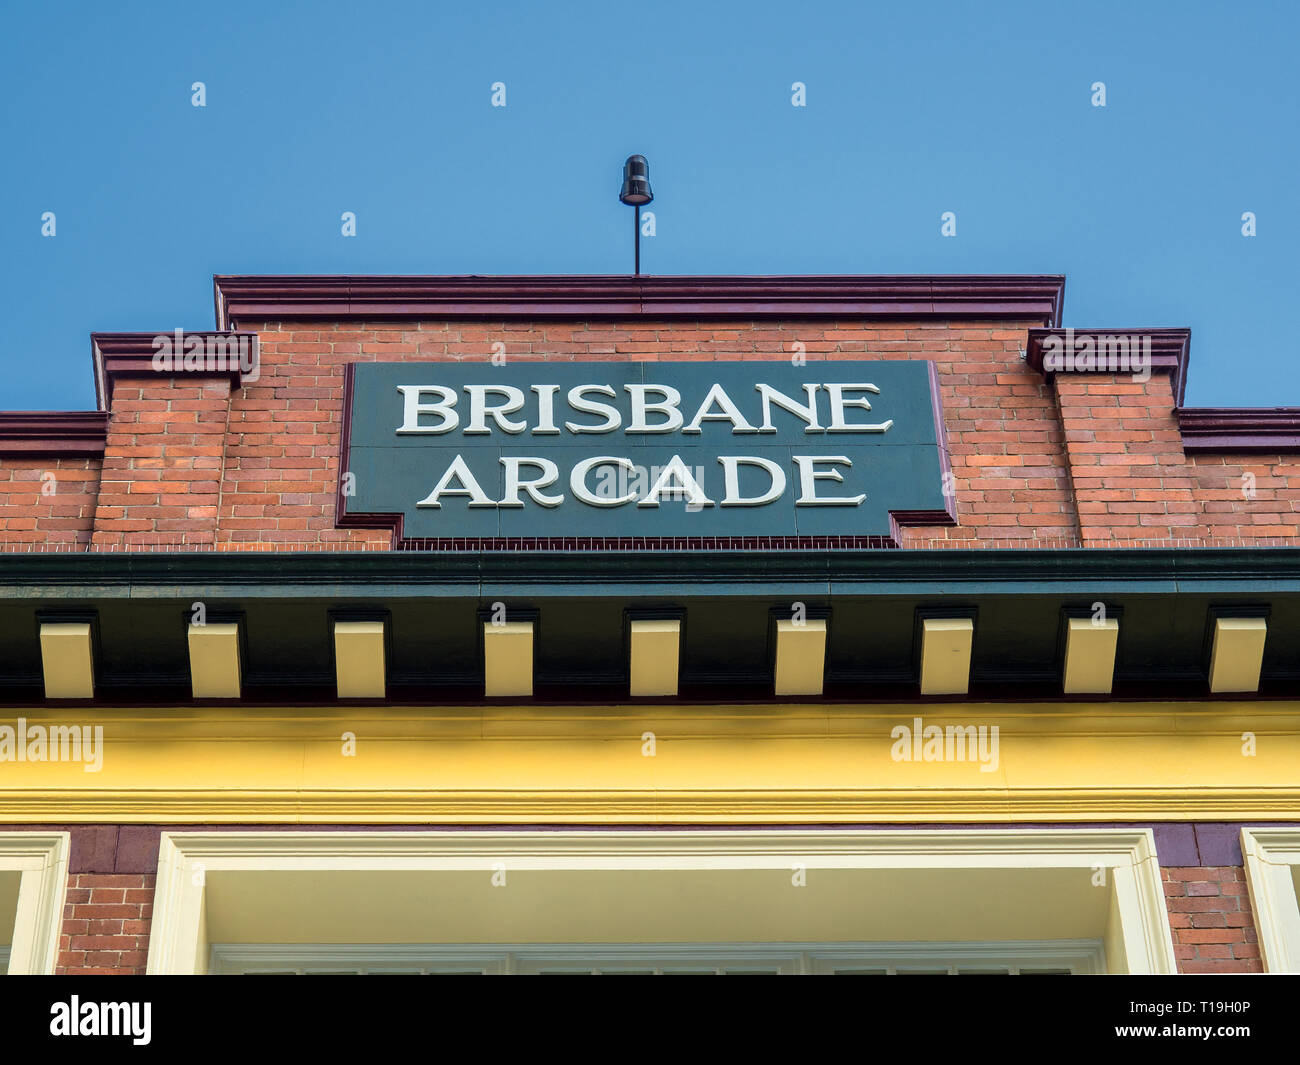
0 832 70 975
149 828 1175 975
209 939 1104 975
1241 827 1300 973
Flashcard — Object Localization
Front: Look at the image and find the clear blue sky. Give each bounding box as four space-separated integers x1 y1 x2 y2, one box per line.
2 0 1295 410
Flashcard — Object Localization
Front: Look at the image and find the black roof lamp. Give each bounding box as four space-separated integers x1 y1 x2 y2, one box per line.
619 155 653 275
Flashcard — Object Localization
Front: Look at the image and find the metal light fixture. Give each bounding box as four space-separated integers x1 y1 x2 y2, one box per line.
619 155 653 275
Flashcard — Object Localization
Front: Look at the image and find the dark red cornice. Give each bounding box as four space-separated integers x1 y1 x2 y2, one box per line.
213 274 1066 329
0 412 109 456
91 332 257 408
1178 408 1300 453
1025 328 1191 404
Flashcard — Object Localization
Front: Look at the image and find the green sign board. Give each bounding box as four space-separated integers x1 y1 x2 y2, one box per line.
339 360 953 546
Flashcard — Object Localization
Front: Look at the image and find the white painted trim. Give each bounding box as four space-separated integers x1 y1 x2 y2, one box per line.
149 828 1174 975
209 939 1104 975
1241 828 1300 973
0 832 70 975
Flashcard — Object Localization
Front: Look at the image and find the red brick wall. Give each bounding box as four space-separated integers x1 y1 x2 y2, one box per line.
56 873 155 975
91 377 232 549
0 457 102 547
215 319 1076 547
1163 865 1261 974
1189 453 1300 539
3 318 1297 548
123 318 1300 548
1054 372 1198 542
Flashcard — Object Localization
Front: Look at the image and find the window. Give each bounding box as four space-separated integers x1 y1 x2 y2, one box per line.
209 941 1101 975
149 829 1175 975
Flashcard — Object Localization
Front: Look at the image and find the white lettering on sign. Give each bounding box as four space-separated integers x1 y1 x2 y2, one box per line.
719 456 786 506
756 383 823 432
500 457 564 508
565 385 622 433
626 384 684 433
681 382 759 434
395 381 893 437
415 455 497 508
397 385 459 434
415 454 866 509
793 455 866 506
571 456 639 507
399 379 897 510
464 385 528 434
824 383 891 431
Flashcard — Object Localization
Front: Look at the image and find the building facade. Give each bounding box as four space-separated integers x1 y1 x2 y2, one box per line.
0 274 1297 975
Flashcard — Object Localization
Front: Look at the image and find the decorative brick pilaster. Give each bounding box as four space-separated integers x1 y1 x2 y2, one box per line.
1163 865 1262 973
1054 372 1198 542
56 873 156 975
90 376 233 549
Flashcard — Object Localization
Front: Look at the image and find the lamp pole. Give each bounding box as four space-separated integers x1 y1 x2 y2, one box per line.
619 155 654 276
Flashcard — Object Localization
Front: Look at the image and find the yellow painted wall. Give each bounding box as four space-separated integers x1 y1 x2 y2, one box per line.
0 701 1296 823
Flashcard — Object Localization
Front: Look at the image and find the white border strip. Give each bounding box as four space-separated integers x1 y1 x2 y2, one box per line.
0 832 70 975
1242 828 1300 973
